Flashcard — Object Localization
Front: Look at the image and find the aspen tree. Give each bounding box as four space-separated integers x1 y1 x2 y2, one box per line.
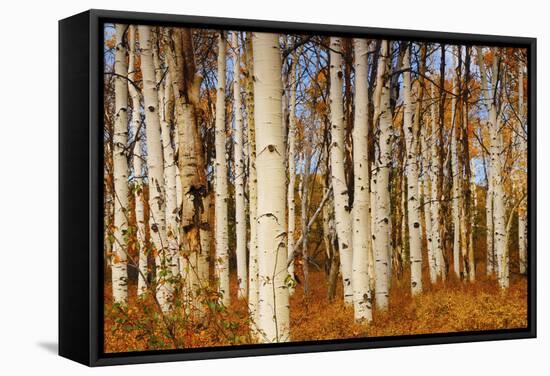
485 155 495 276
301 136 312 294
351 38 373 321
127 26 147 297
199 193 212 284
214 32 230 306
244 33 260 325
329 36 353 305
429 81 443 282
287 51 298 295
403 44 423 295
138 25 173 312
420 92 437 284
112 24 129 305
450 48 462 279
477 47 508 288
232 32 248 299
253 32 290 342
460 47 475 281
372 40 391 310
164 29 210 307
153 38 179 280
435 45 447 281
517 61 527 275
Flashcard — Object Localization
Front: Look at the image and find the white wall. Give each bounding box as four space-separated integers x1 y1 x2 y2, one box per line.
0 0 546 374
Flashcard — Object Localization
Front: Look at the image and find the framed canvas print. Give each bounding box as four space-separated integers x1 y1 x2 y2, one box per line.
59 9 536 366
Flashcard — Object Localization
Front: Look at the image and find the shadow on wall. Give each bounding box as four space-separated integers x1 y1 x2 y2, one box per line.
37 342 58 355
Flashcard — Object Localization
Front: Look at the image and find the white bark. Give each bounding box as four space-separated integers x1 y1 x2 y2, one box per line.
477 47 508 288
518 63 527 275
421 120 437 284
214 32 230 306
111 24 129 305
485 158 495 275
153 44 179 281
138 25 173 312
232 32 248 299
402 45 423 295
372 40 391 310
128 26 147 297
329 37 353 305
351 38 373 321
429 82 443 282
253 32 290 343
199 193 212 284
287 51 298 295
518 207 527 274
450 48 461 278
244 33 259 329
300 138 312 293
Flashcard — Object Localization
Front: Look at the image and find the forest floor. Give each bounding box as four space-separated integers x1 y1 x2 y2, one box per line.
104 268 528 353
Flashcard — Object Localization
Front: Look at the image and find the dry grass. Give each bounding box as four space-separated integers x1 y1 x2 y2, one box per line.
104 269 527 353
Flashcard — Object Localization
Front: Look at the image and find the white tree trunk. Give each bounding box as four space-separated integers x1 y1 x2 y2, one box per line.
199 193 212 284
253 32 290 343
450 49 461 279
402 45 423 295
232 32 248 299
214 32 230 306
138 25 173 312
477 47 508 288
518 63 527 275
329 37 353 306
244 33 259 329
128 26 147 297
429 82 443 282
300 139 312 293
153 44 179 282
351 38 373 321
111 24 129 305
420 122 436 284
372 40 391 310
485 159 494 276
287 51 298 295
518 206 527 274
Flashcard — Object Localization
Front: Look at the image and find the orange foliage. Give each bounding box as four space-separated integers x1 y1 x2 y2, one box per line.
104 269 527 353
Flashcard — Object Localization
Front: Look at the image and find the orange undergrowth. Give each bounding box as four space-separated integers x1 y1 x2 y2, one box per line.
104 269 527 353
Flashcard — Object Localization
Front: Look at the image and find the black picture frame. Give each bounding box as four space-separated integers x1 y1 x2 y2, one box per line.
59 9 537 367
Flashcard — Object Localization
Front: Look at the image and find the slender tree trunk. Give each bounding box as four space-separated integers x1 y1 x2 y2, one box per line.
517 62 527 275
438 45 448 281
253 32 290 343
477 47 508 288
138 25 173 312
153 40 179 284
128 26 147 297
450 48 462 279
461 47 475 281
421 107 436 284
214 32 230 306
351 38 373 321
112 24 129 305
485 155 495 276
232 32 248 299
372 40 391 310
301 141 312 295
329 37 353 305
244 33 260 327
287 51 298 295
429 82 443 283
403 44 423 295
199 193 212 285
